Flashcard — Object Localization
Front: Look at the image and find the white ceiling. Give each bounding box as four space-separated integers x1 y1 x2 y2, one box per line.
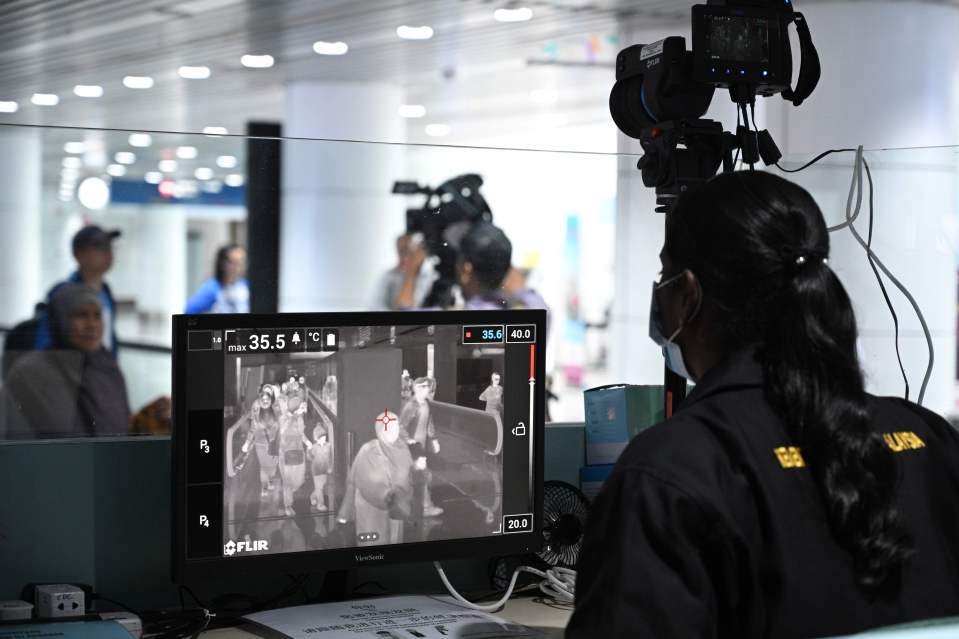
0 0 687 139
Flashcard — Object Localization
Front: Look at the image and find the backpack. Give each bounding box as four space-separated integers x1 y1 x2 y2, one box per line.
2 303 46 380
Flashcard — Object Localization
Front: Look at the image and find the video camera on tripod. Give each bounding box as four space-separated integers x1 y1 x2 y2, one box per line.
610 0 821 212
392 174 493 308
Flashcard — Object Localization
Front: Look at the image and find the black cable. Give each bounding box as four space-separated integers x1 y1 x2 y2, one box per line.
775 148 913 401
733 108 742 168
862 158 910 399
740 103 755 171
92 593 140 616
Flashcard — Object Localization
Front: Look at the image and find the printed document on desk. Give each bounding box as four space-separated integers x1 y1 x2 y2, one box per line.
243 595 543 639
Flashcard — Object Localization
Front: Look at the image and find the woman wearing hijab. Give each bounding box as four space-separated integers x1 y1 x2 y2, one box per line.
243 386 280 499
337 411 414 546
1 283 130 439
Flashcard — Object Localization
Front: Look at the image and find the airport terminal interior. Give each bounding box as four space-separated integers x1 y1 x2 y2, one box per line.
3 1 959 638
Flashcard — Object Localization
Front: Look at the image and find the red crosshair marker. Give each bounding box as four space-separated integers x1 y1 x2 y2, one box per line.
376 410 396 430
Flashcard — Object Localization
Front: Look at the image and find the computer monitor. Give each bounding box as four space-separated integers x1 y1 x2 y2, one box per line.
172 310 546 582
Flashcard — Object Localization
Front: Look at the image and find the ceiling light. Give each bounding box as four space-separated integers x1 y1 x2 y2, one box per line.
178 65 211 79
174 180 199 198
74 85 104 98
77 177 110 210
241 54 274 68
176 146 198 160
224 174 244 187
123 76 154 89
216 155 237 169
106 164 127 177
203 126 228 135
61 168 80 180
494 7 533 22
144 172 163 184
0 101 18 113
158 180 176 198
194 167 214 180
425 123 450 137
115 151 136 164
399 104 427 118
396 25 433 40
128 133 152 147
62 157 82 169
313 41 349 55
64 141 86 154
159 159 179 172
31 93 59 106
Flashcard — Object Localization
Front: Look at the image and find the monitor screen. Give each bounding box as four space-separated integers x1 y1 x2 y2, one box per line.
172 310 546 580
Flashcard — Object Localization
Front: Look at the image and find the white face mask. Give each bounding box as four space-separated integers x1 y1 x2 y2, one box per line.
648 272 701 380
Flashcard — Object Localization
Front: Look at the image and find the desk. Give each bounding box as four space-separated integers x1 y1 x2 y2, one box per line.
204 596 572 638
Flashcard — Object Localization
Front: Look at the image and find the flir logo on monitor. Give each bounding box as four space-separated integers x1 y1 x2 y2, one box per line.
223 539 269 556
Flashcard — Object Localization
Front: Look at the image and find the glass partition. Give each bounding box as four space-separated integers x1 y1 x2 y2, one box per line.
0 122 956 440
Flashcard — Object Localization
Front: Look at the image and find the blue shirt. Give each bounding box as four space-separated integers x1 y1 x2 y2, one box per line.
185 278 250 314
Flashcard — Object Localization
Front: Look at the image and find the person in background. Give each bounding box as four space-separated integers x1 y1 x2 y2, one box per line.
567 171 959 638
1 284 130 439
185 244 250 314
400 377 443 518
337 411 414 547
35 225 120 356
310 424 332 512
457 223 546 311
372 233 437 310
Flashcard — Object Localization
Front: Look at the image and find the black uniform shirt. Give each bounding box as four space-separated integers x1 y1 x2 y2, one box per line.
568 349 959 638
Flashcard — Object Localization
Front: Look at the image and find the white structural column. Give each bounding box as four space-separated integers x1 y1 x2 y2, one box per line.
0 127 42 326
281 82 407 312
612 2 959 416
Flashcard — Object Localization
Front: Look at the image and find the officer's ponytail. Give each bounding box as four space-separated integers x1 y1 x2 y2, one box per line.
666 171 913 597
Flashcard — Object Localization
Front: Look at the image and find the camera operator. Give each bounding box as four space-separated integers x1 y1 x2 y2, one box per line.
567 172 959 638
457 222 546 312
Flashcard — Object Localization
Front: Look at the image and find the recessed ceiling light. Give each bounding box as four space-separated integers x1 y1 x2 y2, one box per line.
224 174 244 187
313 41 349 55
396 25 433 40
144 172 163 184
62 157 82 169
115 151 136 165
106 164 127 177
74 85 104 98
176 146 198 160
128 133 152 147
77 177 110 210
64 141 86 154
241 54 274 68
0 101 18 113
216 155 237 169
203 126 228 135
194 167 214 180
399 104 427 118
425 123 450 137
178 65 211 79
494 7 533 22
31 93 59 106
123 76 154 89
159 159 179 172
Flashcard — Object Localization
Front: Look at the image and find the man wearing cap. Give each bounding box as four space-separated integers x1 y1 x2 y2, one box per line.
35 225 121 356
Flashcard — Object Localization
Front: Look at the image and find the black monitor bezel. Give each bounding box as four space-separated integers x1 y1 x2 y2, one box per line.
172 309 547 583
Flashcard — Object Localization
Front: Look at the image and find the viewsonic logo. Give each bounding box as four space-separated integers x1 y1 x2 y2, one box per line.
355 553 385 562
224 539 269 556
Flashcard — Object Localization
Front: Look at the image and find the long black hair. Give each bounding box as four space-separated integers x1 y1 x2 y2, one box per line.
666 170 913 597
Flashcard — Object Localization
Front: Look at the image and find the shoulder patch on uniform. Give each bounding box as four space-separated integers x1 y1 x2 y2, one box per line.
775 431 926 470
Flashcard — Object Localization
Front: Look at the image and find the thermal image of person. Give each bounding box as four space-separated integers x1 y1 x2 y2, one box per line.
479 372 504 416
278 393 312 516
337 411 413 546
399 377 443 518
243 386 279 498
310 424 332 512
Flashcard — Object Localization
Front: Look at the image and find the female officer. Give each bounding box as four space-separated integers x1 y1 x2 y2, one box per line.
568 171 959 638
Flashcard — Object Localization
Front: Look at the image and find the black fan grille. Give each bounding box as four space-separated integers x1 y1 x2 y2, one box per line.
539 480 589 568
